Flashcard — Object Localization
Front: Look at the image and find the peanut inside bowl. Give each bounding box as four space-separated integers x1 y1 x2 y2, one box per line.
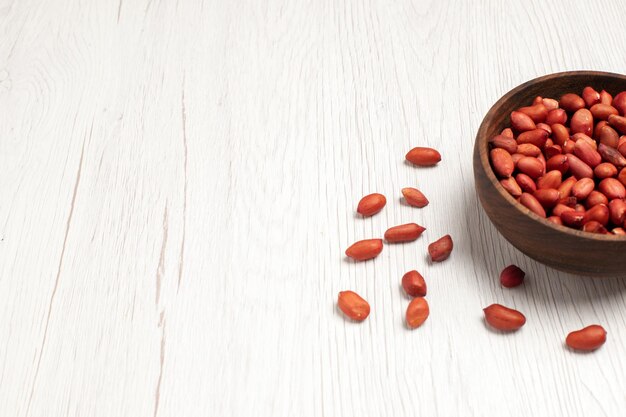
473 71 626 277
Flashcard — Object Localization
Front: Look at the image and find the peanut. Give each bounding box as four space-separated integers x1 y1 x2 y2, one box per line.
517 128 549 148
559 93 585 112
546 154 569 174
546 109 567 125
572 132 597 149
599 178 626 199
573 138 601 168
582 221 609 234
571 108 593 136
518 104 548 123
490 135 518 154
501 127 514 138
406 147 441 166
594 162 618 179
520 192 546 217
609 199 626 225
566 325 607 351
551 123 569 146
483 304 526 331
542 98 559 110
357 193 386 216
547 215 563 225
406 297 429 329
595 120 609 140
553 203 575 217
517 157 544 179
561 210 585 228
490 148 514 178
537 123 552 135
559 196 577 207
402 270 427 297
571 178 595 200
600 90 613 105
338 291 370 321
557 176 577 198
384 223 426 243
428 235 453 262
582 204 609 226
585 191 608 208
500 265 525 288
566 153 593 179
608 114 626 135
590 103 619 120
516 143 542 157
515 173 537 193
510 111 536 132
533 189 560 209
597 143 626 168
582 86 601 107
402 187 429 208
563 140 575 154
545 145 562 159
613 91 626 115
345 239 383 261
537 170 562 189
500 177 522 197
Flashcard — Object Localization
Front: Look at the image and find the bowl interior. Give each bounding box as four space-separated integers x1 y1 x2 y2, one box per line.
476 70 626 242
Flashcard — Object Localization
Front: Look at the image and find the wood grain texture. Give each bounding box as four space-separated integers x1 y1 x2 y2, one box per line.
1 1 626 416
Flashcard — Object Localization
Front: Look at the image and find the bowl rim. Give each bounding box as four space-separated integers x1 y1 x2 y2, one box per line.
476 70 626 241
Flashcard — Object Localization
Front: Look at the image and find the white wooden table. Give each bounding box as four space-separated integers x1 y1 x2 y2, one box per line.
2 1 626 416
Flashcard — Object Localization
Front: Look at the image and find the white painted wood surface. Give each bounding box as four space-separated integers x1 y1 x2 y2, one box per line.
2 1 626 415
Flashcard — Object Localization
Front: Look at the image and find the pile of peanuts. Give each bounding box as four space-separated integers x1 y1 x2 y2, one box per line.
490 87 626 234
338 147 451 329
338 133 608 352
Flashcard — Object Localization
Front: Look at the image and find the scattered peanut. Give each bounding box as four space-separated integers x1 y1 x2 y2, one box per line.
357 193 386 216
402 270 427 297
406 147 441 166
402 187 429 208
338 291 370 321
384 223 426 243
500 265 525 288
345 239 383 261
483 304 526 331
566 325 607 351
406 297 429 329
428 235 453 262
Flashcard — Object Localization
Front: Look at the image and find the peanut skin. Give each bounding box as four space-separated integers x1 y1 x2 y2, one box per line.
357 193 386 216
428 235 453 262
406 297 429 329
566 325 607 351
338 291 370 321
483 304 526 331
345 239 383 261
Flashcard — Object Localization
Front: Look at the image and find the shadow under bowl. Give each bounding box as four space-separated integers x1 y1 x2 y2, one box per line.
473 71 626 277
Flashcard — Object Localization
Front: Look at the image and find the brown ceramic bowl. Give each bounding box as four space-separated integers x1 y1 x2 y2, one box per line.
473 71 626 276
